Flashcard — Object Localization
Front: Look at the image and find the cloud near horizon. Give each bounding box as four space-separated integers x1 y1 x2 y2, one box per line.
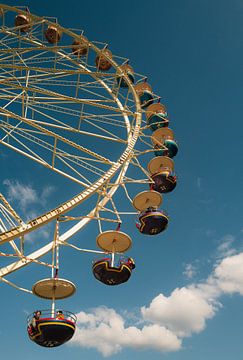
71 251 243 356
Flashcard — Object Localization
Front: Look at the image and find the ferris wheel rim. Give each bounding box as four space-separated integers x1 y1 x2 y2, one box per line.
0 4 143 244
0 4 143 278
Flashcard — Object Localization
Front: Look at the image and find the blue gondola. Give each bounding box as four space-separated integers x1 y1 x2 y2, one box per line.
146 103 169 131
139 90 153 109
117 64 135 87
134 82 154 108
147 114 169 131
92 257 135 285
151 128 178 158
140 92 154 108
136 207 168 235
154 139 178 158
27 310 76 347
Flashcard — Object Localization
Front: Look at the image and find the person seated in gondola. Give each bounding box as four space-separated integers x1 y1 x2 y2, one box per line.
119 257 136 269
27 309 77 347
56 310 65 320
94 256 135 270
28 310 41 336
92 256 135 285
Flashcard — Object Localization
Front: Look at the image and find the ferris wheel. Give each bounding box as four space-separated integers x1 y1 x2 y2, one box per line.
0 4 178 348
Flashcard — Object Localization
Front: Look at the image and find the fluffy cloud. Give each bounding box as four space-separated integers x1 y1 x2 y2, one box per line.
71 249 243 357
214 252 243 294
3 179 55 213
72 307 181 356
141 286 217 337
3 179 38 210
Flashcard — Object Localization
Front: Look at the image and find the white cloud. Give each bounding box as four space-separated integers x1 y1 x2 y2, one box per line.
216 234 236 258
71 249 243 357
183 263 197 279
141 286 217 337
214 252 243 295
72 307 181 356
40 186 55 206
24 223 51 242
3 180 55 213
3 179 38 210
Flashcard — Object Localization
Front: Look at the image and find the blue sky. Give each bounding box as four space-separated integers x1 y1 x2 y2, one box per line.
1 0 243 359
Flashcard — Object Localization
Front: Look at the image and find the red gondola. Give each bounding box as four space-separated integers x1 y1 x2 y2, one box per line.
136 207 168 235
93 257 135 285
72 36 88 56
95 49 112 71
15 13 31 32
148 156 177 193
45 25 61 44
151 172 177 193
27 310 76 347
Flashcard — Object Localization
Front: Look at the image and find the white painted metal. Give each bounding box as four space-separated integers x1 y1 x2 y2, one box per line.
0 4 142 280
